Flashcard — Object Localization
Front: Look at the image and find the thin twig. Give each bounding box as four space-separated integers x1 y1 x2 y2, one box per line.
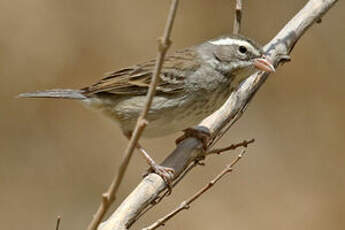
86 1 179 230
143 150 247 230
56 216 61 230
233 0 242 34
206 138 255 155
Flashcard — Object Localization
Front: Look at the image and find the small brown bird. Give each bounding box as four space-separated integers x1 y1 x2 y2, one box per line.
19 34 275 181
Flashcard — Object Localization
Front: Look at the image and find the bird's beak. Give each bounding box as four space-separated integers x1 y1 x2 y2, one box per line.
254 57 275 72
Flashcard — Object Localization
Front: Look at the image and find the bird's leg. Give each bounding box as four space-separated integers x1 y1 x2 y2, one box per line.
124 133 175 188
175 126 211 151
136 143 175 183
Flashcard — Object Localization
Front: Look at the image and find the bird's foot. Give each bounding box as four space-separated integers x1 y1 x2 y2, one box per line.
176 127 211 151
146 163 175 194
125 132 175 193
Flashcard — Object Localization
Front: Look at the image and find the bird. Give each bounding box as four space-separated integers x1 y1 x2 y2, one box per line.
18 34 275 182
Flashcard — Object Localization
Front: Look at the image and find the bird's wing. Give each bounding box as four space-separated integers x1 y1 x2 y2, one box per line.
83 49 201 96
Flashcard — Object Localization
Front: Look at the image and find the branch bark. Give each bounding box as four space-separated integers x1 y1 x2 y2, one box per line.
98 0 338 229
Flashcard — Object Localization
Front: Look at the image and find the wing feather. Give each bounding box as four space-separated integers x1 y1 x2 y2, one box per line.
83 48 200 96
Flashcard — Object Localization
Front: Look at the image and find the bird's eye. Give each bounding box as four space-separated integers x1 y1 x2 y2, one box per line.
238 46 247 54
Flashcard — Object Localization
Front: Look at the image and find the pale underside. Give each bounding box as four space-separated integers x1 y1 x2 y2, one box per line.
83 85 231 137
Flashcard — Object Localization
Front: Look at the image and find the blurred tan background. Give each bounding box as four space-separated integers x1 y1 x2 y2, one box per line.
1 0 344 229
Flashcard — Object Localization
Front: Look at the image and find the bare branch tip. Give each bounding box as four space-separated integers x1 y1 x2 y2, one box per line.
243 138 255 148
239 149 246 158
102 193 109 203
56 216 61 230
233 0 243 34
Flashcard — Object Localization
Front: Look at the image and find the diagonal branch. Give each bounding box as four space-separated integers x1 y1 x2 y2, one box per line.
130 138 254 226
143 150 247 230
86 1 179 230
98 0 338 230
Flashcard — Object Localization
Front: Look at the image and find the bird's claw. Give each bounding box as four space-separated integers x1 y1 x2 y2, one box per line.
146 164 175 194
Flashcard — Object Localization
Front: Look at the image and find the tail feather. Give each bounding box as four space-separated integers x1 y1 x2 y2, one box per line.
17 89 87 100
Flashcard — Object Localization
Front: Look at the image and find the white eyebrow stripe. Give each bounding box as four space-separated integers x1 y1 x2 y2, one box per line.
209 38 261 56
209 38 251 47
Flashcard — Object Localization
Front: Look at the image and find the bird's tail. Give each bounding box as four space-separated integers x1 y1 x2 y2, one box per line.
17 89 87 100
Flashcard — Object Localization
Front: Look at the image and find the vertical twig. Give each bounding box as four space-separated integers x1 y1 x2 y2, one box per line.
56 216 61 230
233 0 242 34
143 150 247 230
86 1 180 230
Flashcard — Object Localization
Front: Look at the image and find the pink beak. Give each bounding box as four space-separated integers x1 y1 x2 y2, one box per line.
254 58 275 72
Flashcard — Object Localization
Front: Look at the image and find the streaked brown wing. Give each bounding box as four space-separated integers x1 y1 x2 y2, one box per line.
82 48 200 96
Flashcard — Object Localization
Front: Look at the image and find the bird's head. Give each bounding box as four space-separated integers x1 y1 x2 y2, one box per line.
200 34 275 79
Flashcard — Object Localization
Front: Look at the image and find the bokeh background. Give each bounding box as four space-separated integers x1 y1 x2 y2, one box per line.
1 0 344 229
